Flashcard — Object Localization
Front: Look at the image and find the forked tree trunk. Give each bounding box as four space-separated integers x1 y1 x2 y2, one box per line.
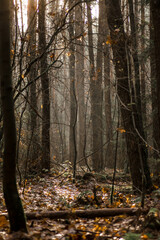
0 0 27 232
105 0 152 192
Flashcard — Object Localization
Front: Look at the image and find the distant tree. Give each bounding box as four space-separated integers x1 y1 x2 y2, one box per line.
102 0 113 168
0 0 27 232
69 0 77 176
38 0 50 171
75 0 85 165
27 0 39 172
86 1 103 172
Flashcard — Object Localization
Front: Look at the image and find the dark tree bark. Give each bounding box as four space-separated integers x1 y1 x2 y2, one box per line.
38 0 50 171
150 7 159 157
150 0 160 155
105 0 152 192
0 0 27 232
69 0 77 176
140 0 146 126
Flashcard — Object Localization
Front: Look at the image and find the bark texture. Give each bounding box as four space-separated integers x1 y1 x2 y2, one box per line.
27 0 39 172
105 0 152 192
69 0 77 175
2 208 148 220
75 1 85 165
38 0 50 171
150 0 160 154
0 0 27 232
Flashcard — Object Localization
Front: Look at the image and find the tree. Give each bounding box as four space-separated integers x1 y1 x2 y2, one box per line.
86 0 103 172
69 0 77 177
150 5 159 158
75 0 85 165
0 0 27 232
27 0 39 172
38 0 50 171
150 0 160 155
105 0 152 192
102 0 113 168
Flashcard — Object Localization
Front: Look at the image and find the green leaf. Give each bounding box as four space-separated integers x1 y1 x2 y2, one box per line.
124 232 141 240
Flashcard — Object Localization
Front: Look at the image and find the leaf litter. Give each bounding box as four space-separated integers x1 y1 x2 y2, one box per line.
0 169 159 239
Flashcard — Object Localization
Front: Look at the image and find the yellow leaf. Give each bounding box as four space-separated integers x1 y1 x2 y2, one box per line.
41 105 43 109
150 173 153 177
117 127 126 133
141 234 149 239
66 52 71 57
21 74 24 79
153 184 159 189
50 53 55 59
0 216 8 228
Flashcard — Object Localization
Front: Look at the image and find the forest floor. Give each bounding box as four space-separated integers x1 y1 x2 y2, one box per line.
0 168 160 240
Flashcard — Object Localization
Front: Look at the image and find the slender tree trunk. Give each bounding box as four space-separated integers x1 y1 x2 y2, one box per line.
150 7 159 157
105 0 152 192
150 0 160 154
95 0 104 169
0 0 27 232
102 1 113 168
38 0 50 171
86 1 103 172
75 1 85 165
140 0 146 126
69 0 77 174
27 0 39 172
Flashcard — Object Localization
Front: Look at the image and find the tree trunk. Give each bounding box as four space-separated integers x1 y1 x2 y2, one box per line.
69 0 77 176
150 7 159 158
105 0 152 192
102 1 113 168
38 0 50 171
27 0 39 172
150 0 160 154
95 0 104 170
128 0 151 191
75 1 85 165
86 1 103 172
140 0 146 127
0 0 27 232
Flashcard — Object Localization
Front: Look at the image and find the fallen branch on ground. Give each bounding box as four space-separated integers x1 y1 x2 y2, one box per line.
1 208 148 220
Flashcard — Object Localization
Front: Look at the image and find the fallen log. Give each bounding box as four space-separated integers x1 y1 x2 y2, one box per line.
24 208 148 220
1 208 148 220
